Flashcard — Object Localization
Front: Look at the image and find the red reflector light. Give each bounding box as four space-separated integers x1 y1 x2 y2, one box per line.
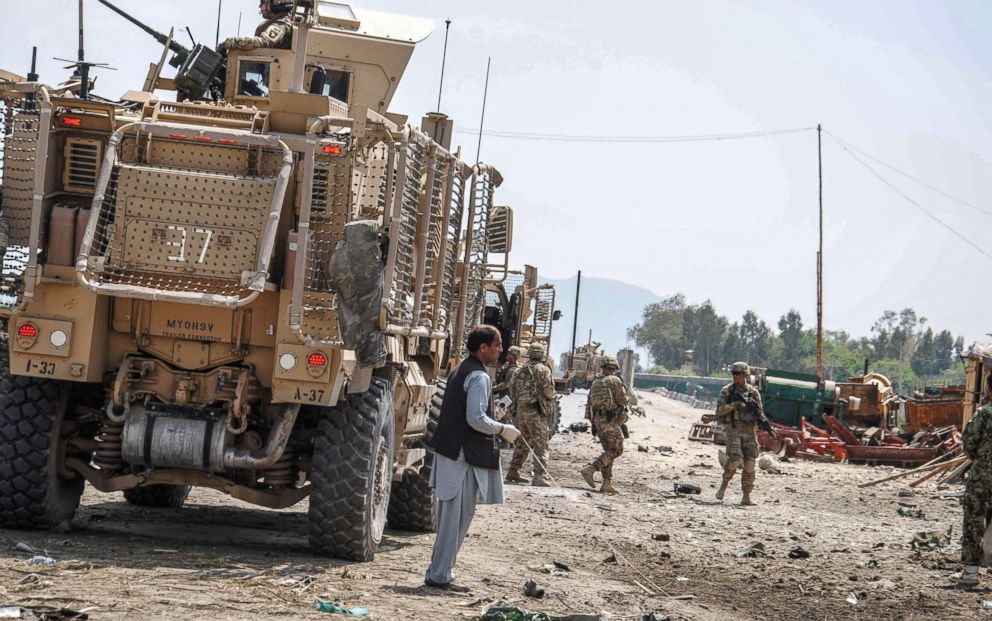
193 136 213 142
169 133 189 140
218 138 237 144
17 323 38 338
307 352 328 367
62 117 82 127
323 145 342 155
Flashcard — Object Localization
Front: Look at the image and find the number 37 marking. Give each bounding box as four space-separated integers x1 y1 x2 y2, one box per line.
166 226 214 264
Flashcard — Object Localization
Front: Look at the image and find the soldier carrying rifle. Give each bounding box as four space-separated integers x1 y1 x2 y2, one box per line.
580 357 630 495
715 361 775 506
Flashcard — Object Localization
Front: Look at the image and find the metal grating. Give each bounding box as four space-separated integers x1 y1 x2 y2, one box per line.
0 100 40 245
459 168 496 348
385 140 426 327
533 286 556 339
434 169 466 332
78 129 287 305
63 137 102 193
416 150 446 328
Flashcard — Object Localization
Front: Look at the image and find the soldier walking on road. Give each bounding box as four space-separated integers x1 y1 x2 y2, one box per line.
580 357 628 495
494 346 522 401
505 344 556 487
953 373 992 587
220 0 294 52
715 361 772 506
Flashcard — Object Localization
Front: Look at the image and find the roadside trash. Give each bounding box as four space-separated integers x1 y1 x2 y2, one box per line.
742 542 767 557
0 608 21 620
642 614 670 621
538 562 569 576
473 606 552 621
13 543 41 554
897 507 925 519
676 576 689 582
788 547 811 559
524 579 546 599
673 483 701 495
982 601 992 610
637 445 649 452
552 561 570 572
898 490 915 498
314 598 368 615
911 528 954 551
651 533 670 542
603 554 617 564
0 607 87 620
26 556 56 566
758 456 782 474
846 593 858 605
567 422 589 433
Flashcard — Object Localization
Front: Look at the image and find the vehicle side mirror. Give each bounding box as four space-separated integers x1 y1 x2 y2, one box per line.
552 310 562 321
488 206 513 254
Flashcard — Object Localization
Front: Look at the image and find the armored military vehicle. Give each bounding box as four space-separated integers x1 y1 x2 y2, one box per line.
0 1 517 561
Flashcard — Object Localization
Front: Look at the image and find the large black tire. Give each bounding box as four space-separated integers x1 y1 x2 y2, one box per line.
123 484 191 509
386 379 442 533
309 377 395 561
0 376 83 529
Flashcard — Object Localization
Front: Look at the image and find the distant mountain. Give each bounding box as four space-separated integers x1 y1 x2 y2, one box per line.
539 274 662 365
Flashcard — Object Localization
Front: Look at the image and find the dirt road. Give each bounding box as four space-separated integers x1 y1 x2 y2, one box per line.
0 391 983 620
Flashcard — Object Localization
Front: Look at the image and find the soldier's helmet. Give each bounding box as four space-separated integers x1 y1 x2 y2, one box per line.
731 361 750 375
527 343 546 360
601 356 619 370
507 346 522 359
265 0 294 13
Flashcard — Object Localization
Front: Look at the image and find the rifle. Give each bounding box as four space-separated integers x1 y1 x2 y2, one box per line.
98 0 224 100
730 390 776 436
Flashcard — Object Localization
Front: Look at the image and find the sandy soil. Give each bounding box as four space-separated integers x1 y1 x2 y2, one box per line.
0 391 984 620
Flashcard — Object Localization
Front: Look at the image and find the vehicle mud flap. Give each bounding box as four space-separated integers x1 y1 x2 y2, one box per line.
309 377 395 561
0 377 84 529
327 220 387 368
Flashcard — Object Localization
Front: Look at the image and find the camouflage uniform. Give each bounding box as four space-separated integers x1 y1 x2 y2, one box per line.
494 351 521 401
961 403 992 567
221 14 293 52
715 368 767 504
506 353 555 482
587 373 629 482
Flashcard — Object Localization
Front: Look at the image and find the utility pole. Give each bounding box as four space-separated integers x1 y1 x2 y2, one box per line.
570 270 581 366
816 124 824 389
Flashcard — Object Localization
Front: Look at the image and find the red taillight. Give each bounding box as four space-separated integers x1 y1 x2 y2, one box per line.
193 136 213 142
169 133 189 140
218 138 237 144
17 323 38 338
61 116 82 127
307 352 327 367
322 145 342 155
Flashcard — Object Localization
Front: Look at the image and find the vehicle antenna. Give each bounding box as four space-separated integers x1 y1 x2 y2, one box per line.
474 57 491 165
78 0 89 99
215 0 222 48
570 270 581 366
237 12 242 36
436 19 451 112
186 26 197 46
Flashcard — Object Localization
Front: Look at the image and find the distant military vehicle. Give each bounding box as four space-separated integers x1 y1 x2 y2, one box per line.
561 338 605 389
0 0 520 561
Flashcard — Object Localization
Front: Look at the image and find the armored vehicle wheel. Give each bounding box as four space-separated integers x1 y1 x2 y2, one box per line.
309 377 395 561
386 456 436 532
123 484 191 509
0 376 84 529
386 379 442 533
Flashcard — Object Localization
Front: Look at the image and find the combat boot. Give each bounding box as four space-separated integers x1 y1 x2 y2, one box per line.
531 475 550 487
952 565 979 586
504 470 529 485
740 471 756 506
580 465 597 489
715 471 734 501
600 479 619 495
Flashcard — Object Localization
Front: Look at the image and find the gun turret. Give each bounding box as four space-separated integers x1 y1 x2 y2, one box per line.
98 0 223 100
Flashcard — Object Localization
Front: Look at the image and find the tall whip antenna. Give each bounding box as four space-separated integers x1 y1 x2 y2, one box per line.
78 0 89 99
436 19 451 112
474 57 491 165
215 0 223 48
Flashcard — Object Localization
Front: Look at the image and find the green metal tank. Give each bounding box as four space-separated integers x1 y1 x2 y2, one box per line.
759 369 840 428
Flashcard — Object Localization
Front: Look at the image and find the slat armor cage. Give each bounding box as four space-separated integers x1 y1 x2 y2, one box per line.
0 95 36 311
76 122 292 308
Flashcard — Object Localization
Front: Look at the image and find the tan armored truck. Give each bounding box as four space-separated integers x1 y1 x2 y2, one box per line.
0 1 517 561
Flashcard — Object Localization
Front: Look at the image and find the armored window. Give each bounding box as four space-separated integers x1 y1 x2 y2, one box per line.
237 61 271 97
308 67 351 104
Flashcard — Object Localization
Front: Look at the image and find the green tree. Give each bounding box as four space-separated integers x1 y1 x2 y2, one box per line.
684 300 728 374
627 294 688 369
777 309 804 370
739 310 772 365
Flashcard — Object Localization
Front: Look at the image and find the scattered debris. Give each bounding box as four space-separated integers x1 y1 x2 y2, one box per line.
13 543 41 555
524 579 546 599
567 422 589 434
602 554 617 564
897 507 925 519
846 592 858 605
26 556 56 566
651 533 671 542
673 482 701 495
642 614 670 621
982 601 992 610
758 455 782 474
637 444 649 452
788 547 811 559
0 607 88 620
314 598 369 615
911 528 955 551
742 542 767 558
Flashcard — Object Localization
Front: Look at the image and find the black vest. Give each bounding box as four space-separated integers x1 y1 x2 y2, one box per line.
432 355 500 469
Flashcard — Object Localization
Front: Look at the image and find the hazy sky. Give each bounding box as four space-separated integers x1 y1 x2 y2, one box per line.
2 1 989 343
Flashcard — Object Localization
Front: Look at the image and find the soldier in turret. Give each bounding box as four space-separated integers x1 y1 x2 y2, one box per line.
714 361 772 506
220 0 294 52
580 357 628 495
505 343 556 487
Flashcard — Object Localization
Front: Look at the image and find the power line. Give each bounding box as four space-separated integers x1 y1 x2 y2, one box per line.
452 126 815 144
826 130 992 218
827 134 992 262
